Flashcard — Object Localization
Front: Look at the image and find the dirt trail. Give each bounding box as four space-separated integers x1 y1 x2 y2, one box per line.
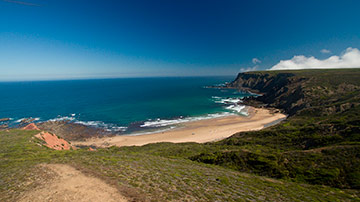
19 164 127 202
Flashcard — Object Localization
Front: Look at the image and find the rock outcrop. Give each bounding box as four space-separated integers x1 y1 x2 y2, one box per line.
0 118 11 122
22 123 41 130
228 70 360 117
0 118 11 129
228 72 308 116
34 131 73 150
38 121 113 141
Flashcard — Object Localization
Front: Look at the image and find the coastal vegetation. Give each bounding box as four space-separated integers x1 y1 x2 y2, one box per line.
1 69 360 201
1 129 359 201
132 69 360 189
191 69 360 189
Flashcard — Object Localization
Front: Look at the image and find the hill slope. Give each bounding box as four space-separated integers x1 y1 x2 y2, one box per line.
190 69 360 188
1 130 359 201
1 69 360 201
119 69 360 189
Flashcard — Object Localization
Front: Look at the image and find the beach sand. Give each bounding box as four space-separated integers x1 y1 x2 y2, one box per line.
71 107 286 147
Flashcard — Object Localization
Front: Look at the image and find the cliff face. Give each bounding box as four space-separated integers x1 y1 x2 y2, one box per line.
229 70 360 117
193 69 360 189
229 72 308 115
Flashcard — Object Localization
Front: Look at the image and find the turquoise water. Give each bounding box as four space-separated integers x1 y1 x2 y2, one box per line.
0 77 252 133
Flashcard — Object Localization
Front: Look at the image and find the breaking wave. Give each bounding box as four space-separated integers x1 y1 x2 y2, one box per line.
74 120 127 132
211 96 248 115
212 96 243 104
141 112 233 128
15 117 40 123
47 114 127 132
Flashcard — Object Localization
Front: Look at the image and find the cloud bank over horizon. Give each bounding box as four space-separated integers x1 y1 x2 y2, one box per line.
270 47 360 70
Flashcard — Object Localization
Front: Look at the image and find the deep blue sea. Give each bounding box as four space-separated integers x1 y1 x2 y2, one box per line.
0 77 252 134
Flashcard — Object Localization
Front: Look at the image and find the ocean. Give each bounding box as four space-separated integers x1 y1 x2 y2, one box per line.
0 76 253 134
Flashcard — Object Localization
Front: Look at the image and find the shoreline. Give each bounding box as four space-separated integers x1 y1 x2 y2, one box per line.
71 107 286 147
125 106 249 137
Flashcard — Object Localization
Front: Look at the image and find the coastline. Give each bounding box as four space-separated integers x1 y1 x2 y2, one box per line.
71 107 286 147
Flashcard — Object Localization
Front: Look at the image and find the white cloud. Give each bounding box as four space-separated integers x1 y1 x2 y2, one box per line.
320 49 331 54
241 65 258 72
252 58 261 64
239 58 261 72
270 47 360 70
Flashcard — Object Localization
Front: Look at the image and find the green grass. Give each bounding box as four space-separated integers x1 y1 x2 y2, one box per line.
1 129 359 201
2 69 360 201
182 69 360 189
110 69 360 190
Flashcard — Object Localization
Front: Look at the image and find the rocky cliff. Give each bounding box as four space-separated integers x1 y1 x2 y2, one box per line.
191 69 360 189
228 69 360 117
228 71 308 115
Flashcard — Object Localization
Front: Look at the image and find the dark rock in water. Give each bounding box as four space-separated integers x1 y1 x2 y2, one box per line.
16 118 39 127
38 121 115 141
0 118 11 122
0 119 10 129
0 124 9 129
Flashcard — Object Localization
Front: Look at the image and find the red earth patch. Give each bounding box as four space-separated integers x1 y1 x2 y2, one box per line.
22 123 40 130
35 131 72 150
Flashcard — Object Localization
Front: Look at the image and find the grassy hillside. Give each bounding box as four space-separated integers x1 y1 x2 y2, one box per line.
1 69 360 201
120 69 360 189
190 69 360 188
1 129 359 201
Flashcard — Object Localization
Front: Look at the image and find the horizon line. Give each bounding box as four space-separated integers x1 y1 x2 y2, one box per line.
0 74 236 83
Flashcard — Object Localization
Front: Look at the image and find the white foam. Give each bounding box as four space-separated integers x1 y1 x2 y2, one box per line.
106 126 127 132
15 118 25 123
14 117 40 122
49 116 75 122
141 112 233 128
213 97 243 104
142 95 249 129
225 105 245 112
45 114 127 132
74 120 100 127
74 120 127 132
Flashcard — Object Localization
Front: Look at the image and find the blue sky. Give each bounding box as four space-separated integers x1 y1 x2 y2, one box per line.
1 0 360 81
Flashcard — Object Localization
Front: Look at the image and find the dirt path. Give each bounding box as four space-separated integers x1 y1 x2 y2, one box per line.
19 164 127 202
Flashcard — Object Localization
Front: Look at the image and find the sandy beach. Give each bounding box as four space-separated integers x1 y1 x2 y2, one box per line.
72 107 286 147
